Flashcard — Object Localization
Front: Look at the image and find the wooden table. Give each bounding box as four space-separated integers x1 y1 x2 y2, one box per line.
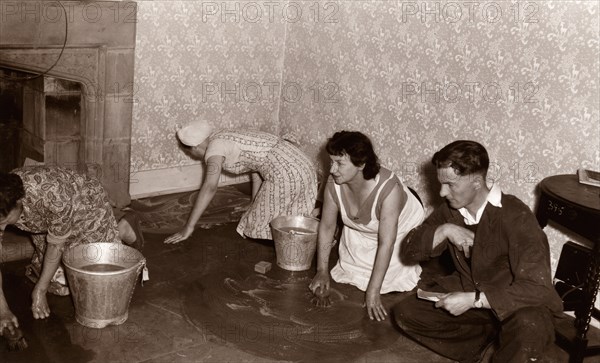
536 174 600 363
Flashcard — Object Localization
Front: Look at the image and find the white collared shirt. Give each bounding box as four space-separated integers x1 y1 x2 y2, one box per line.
459 183 502 225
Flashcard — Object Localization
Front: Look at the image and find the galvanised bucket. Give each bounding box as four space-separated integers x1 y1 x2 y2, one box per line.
62 243 145 328
270 215 319 271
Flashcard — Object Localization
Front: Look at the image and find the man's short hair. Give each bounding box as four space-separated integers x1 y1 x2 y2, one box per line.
432 140 489 176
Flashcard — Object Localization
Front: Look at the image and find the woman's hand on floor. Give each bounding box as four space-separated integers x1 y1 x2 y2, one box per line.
0 309 19 336
364 290 387 322
310 272 332 307
309 271 330 296
31 287 50 319
164 226 194 244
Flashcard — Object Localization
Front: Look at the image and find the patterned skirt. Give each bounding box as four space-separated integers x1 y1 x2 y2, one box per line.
236 141 317 239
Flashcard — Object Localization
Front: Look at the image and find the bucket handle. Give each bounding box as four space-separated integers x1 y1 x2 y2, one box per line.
137 259 149 286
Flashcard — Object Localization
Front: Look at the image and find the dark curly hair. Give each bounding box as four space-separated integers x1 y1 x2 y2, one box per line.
0 172 25 218
432 140 489 177
326 131 380 180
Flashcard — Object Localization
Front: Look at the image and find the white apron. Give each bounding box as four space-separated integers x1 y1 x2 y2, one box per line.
330 172 424 293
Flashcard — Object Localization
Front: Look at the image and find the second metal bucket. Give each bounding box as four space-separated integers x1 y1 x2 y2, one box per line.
270 215 319 271
62 242 145 329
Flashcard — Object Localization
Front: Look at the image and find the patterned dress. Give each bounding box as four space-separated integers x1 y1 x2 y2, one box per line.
328 167 424 293
204 129 318 239
12 166 121 276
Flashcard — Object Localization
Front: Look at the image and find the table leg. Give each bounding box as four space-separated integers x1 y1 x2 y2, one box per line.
572 239 600 362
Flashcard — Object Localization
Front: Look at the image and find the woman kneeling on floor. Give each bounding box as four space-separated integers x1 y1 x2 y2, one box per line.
309 131 424 321
0 166 143 332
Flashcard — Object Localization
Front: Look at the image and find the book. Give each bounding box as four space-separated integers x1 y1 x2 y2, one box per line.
416 288 447 302
578 169 600 188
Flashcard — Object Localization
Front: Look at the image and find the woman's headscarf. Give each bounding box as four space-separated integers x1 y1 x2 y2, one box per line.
177 121 214 147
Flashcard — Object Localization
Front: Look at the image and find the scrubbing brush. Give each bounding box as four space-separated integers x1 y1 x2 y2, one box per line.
2 326 28 351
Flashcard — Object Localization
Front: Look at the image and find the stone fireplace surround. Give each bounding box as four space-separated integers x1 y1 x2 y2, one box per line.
0 0 136 207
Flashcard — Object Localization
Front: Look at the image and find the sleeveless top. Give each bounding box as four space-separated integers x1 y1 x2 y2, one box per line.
328 167 424 293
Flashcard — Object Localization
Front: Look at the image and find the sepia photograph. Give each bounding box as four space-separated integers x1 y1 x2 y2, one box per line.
1 1 599 362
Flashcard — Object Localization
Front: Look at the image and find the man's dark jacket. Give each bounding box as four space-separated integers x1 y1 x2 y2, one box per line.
401 193 563 321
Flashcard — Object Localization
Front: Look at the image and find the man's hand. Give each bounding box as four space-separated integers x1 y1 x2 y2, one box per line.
439 224 475 258
435 292 476 316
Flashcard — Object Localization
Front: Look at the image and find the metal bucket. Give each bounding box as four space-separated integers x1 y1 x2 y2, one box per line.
270 216 319 271
62 243 146 329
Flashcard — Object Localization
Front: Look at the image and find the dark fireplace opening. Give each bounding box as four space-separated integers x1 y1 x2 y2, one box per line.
0 67 83 173
1 0 136 206
1 68 28 173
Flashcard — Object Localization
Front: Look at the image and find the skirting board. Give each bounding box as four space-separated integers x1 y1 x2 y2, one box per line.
129 164 250 200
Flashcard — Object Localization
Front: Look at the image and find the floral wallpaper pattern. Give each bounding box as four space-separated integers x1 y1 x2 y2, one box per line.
132 1 287 169
132 1 599 266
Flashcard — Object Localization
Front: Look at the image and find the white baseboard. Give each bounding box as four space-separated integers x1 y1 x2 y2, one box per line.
129 164 250 199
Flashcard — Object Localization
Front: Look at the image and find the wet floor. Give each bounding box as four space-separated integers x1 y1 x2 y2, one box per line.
0 222 593 362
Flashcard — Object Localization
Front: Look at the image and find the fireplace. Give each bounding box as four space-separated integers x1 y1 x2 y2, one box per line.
0 0 137 207
0 68 83 172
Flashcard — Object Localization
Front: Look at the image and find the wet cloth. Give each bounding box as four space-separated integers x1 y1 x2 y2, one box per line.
204 129 318 240
328 167 424 293
12 166 121 292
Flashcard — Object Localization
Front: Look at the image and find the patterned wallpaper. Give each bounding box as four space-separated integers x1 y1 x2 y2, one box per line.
132 1 286 169
132 1 599 265
277 0 599 266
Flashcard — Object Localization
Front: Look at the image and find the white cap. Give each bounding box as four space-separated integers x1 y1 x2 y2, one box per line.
177 121 214 146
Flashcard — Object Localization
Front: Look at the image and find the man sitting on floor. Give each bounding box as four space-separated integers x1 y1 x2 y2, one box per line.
393 140 563 363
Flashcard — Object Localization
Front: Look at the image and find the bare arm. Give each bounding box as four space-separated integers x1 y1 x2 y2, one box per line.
0 266 19 334
183 155 223 229
31 241 66 319
309 182 339 294
164 156 224 244
365 184 403 321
